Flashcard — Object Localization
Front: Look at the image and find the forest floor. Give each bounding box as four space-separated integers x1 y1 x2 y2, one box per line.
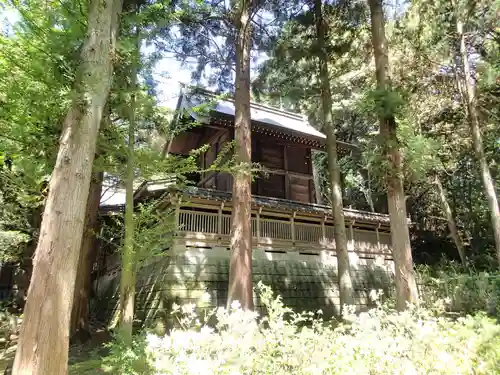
0 343 16 374
68 330 113 374
0 330 112 374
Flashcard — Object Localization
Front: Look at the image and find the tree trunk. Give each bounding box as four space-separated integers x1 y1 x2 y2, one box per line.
311 150 324 205
313 0 354 313
70 106 110 339
12 0 122 373
227 0 253 311
435 175 466 264
456 17 500 263
367 0 418 310
119 29 139 343
14 206 43 309
70 170 104 340
360 168 376 212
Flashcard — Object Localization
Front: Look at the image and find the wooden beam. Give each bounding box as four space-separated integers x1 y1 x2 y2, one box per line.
283 145 290 199
206 128 227 145
268 168 313 179
198 171 218 187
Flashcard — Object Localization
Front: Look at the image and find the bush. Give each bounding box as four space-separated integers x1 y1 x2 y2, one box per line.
0 309 20 349
417 264 499 316
96 282 500 375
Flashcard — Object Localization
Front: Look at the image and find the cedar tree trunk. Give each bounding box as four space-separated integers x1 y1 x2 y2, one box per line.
360 168 376 212
228 0 254 310
12 0 122 373
70 170 104 339
311 150 324 205
313 0 354 313
367 0 418 310
119 30 139 342
435 175 466 264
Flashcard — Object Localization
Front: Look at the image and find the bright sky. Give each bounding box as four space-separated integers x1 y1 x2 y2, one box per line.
152 55 193 109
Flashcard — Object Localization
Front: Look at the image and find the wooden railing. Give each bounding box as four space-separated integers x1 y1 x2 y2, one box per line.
176 209 392 257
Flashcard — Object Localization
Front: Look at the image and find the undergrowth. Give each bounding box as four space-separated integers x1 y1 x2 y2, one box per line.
76 282 500 375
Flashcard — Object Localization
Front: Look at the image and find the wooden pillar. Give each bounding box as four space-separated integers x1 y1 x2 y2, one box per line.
218 202 224 241
257 207 262 245
321 216 326 246
376 223 381 253
174 196 181 234
311 150 323 205
349 221 355 251
283 145 290 199
291 211 296 246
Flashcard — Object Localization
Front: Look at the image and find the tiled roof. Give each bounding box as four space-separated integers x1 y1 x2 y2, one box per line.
178 88 326 141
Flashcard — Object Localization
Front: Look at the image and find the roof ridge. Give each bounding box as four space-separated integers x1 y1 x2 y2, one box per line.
188 86 306 122
249 101 305 121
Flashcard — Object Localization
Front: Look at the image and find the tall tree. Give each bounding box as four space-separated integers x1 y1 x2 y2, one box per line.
119 27 139 341
70 104 112 340
70 169 104 339
227 0 254 310
435 174 466 264
0 0 90 309
396 0 500 265
453 2 500 263
313 0 354 312
12 0 123 373
367 0 418 309
169 0 300 309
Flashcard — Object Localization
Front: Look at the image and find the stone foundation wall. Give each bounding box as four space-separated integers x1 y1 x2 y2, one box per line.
95 245 394 328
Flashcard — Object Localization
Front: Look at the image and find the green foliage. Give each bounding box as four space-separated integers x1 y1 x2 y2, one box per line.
0 0 89 268
417 264 500 316
254 0 500 262
101 201 176 267
0 309 20 341
397 119 440 180
359 95 440 187
92 283 500 375
0 230 29 262
100 334 152 375
361 88 406 120
132 203 176 260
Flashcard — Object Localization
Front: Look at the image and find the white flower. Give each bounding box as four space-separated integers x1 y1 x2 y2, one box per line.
230 300 241 310
200 292 211 303
200 325 214 335
171 302 180 311
181 303 196 314
146 333 162 349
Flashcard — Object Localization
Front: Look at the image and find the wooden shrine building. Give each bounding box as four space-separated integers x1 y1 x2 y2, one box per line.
96 88 395 323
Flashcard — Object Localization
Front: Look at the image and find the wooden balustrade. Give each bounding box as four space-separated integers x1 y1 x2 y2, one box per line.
176 209 391 256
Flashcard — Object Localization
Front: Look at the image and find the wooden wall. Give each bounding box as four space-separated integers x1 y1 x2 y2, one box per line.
199 128 233 191
198 128 315 204
253 134 313 203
